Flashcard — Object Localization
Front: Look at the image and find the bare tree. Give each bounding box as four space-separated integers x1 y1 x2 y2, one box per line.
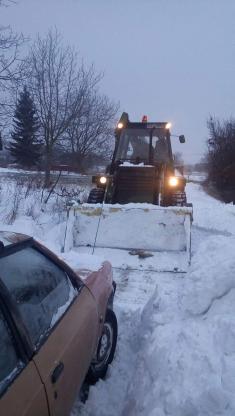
0 28 24 85
207 116 235 201
65 91 118 169
27 29 103 186
0 1 16 6
0 1 25 121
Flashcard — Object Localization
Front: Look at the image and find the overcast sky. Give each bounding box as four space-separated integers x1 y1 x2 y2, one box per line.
1 0 235 163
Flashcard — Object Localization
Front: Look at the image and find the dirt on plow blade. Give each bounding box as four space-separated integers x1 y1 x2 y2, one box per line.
65 203 193 272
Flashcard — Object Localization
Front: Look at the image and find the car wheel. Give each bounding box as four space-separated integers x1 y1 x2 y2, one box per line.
86 309 118 384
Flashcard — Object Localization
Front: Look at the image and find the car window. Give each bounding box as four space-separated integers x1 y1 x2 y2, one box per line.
0 247 77 348
0 308 24 396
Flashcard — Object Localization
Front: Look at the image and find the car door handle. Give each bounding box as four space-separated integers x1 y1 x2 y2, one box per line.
51 362 64 384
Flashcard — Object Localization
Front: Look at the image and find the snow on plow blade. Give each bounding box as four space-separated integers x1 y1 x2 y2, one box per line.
67 204 193 272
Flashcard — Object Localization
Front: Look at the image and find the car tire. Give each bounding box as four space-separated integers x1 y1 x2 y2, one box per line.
86 309 118 384
87 188 105 203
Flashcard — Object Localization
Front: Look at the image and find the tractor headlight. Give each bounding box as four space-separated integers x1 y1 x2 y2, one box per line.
166 122 172 130
99 176 107 185
169 176 178 187
117 122 124 129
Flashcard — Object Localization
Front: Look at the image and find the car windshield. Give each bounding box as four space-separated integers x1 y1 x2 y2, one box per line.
0 247 77 347
115 128 170 163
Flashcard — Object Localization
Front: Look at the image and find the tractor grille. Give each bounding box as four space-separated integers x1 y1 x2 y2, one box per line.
114 166 159 204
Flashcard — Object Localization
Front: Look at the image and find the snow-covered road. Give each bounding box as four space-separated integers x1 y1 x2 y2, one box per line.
72 183 235 416
1 177 235 415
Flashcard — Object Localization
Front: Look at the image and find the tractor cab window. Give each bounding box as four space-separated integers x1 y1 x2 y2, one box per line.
115 128 170 164
152 131 169 163
115 129 150 163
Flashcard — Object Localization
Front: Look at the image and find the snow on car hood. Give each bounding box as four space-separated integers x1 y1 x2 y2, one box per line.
60 250 106 279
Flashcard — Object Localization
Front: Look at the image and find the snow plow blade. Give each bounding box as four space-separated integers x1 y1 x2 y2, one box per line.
66 204 193 272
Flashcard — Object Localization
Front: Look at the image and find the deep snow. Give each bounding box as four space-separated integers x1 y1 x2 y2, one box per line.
73 183 235 416
1 175 235 415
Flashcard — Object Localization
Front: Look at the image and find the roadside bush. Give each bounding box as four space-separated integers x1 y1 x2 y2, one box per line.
0 175 87 225
206 117 235 202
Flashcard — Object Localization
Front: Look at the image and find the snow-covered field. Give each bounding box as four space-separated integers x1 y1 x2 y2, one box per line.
1 174 235 415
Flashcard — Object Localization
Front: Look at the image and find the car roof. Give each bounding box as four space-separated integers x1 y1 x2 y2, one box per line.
0 231 31 248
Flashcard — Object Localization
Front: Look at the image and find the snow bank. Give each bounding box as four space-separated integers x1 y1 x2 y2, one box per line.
119 185 235 416
125 298 234 415
123 237 235 415
187 183 235 235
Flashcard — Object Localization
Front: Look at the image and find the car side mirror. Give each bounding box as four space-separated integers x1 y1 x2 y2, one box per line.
179 135 185 143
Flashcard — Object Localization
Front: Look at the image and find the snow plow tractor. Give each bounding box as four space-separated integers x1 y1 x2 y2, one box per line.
68 113 193 272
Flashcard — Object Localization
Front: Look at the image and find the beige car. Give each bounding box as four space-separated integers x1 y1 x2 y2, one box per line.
0 232 117 416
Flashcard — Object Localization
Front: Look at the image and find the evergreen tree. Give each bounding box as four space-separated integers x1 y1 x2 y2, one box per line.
8 86 41 167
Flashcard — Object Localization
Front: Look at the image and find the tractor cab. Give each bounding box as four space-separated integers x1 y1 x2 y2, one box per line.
90 112 187 206
111 113 173 172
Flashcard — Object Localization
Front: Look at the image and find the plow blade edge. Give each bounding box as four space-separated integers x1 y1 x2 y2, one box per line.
66 204 193 272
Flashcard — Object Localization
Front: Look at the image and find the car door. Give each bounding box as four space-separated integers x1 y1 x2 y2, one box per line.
34 285 98 416
0 306 48 416
0 244 99 416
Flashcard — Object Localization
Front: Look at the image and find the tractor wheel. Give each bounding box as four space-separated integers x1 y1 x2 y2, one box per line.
86 309 118 384
87 188 105 203
171 191 187 206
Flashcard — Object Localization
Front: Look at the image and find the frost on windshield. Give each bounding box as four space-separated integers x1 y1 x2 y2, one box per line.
50 283 77 327
0 310 24 394
0 364 24 394
0 247 78 347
